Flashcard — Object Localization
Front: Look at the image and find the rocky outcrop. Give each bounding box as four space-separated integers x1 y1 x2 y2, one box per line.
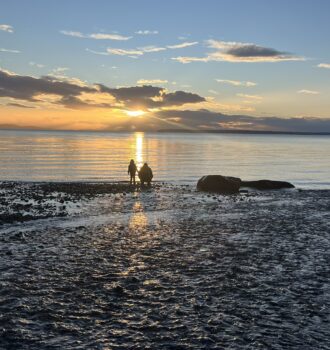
197 176 294 193
241 180 295 190
197 175 241 194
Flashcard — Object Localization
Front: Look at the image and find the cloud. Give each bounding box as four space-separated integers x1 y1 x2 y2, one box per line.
43 74 89 88
61 30 131 40
0 24 13 33
29 62 45 68
172 56 208 63
161 91 205 107
88 46 165 56
138 46 166 53
297 89 319 95
216 79 256 87
106 48 144 57
0 69 95 102
89 33 131 40
172 40 304 63
182 97 256 113
87 41 198 58
317 63 330 69
137 79 168 85
207 40 304 62
86 48 110 56
154 109 330 132
237 93 262 100
167 41 198 49
7 102 35 108
52 67 69 74
61 30 84 38
98 84 162 101
56 95 114 109
0 48 20 53
97 83 205 108
0 68 205 110
135 30 158 35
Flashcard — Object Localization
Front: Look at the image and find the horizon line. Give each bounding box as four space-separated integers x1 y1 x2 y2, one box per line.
0 127 329 136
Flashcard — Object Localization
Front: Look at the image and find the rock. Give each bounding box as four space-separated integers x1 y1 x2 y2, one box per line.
225 176 242 185
197 175 293 193
14 232 25 240
197 175 241 194
241 179 294 190
113 284 125 296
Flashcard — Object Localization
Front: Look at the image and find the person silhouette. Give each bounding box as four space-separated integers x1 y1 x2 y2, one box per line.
128 159 137 185
138 163 153 187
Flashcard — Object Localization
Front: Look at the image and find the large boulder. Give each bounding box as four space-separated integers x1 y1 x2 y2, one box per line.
241 179 294 190
197 175 241 194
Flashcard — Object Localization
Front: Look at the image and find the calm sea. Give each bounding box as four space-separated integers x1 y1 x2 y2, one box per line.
0 130 329 189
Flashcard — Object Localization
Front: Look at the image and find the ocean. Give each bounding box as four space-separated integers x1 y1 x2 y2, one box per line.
0 129 329 188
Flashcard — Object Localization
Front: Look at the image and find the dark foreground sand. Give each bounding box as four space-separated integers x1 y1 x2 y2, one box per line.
0 182 329 349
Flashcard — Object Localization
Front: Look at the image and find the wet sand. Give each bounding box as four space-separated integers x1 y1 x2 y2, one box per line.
0 182 329 349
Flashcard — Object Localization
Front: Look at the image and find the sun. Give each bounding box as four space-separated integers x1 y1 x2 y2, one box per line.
125 110 146 117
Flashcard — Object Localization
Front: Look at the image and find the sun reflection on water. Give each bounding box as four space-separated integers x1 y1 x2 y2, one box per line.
135 132 144 169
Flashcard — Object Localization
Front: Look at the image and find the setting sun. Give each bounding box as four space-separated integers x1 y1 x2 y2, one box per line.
125 110 146 117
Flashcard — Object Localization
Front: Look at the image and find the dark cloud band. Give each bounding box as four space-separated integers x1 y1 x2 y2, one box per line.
0 69 205 109
226 45 286 58
155 109 330 133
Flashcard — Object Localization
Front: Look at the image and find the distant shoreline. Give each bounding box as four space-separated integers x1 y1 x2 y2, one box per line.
157 129 330 136
0 127 329 136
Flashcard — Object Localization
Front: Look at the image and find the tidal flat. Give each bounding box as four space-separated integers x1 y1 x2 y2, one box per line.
0 182 329 349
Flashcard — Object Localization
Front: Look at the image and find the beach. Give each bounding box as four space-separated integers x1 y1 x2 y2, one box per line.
1 182 329 349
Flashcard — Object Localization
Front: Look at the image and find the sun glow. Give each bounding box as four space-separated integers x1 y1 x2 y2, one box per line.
125 110 146 117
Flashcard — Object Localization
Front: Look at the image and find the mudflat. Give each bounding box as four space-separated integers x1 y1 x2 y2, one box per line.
0 182 329 349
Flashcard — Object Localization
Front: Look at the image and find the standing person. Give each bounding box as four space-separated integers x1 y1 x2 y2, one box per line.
138 163 153 187
128 159 137 185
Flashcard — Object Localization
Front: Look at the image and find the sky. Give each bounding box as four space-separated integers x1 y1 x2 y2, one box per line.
0 0 330 132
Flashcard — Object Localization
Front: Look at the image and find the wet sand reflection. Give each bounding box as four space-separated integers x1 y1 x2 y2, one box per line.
129 200 148 230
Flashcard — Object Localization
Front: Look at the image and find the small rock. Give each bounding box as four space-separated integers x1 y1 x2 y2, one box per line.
113 285 125 296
